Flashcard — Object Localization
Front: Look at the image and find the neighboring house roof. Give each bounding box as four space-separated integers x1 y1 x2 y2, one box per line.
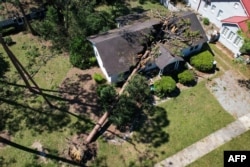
155 45 184 70
241 0 250 16
88 19 160 76
221 16 249 32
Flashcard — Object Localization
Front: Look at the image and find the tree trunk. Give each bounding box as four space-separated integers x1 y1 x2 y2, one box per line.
17 0 37 35
85 50 150 144
0 35 52 107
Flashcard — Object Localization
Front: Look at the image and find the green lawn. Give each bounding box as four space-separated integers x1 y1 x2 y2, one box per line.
96 81 235 167
188 130 250 167
0 33 92 166
155 81 235 160
210 44 250 79
96 0 168 17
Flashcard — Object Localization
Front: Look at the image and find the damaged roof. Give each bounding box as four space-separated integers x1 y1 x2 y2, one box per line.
155 45 184 70
88 19 160 76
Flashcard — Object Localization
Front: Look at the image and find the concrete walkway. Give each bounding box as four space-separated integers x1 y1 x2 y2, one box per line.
155 113 250 167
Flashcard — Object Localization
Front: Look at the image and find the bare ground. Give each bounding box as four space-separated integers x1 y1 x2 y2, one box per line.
207 70 250 118
59 67 103 122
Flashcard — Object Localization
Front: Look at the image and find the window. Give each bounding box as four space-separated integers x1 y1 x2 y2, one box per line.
221 27 229 36
190 47 194 51
234 36 242 46
217 10 223 20
211 5 216 13
195 45 199 49
227 31 235 41
234 3 239 9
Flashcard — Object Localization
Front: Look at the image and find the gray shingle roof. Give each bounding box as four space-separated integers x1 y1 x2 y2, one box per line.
88 19 160 76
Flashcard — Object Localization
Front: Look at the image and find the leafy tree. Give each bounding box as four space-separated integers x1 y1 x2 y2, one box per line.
238 21 250 54
154 76 176 98
125 74 151 106
69 37 95 69
190 50 214 72
110 94 138 126
32 0 116 69
97 84 117 112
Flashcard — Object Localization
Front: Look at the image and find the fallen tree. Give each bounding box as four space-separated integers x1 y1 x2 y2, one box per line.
85 50 150 144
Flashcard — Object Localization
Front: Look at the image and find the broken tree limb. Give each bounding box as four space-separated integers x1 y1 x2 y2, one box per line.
85 50 150 144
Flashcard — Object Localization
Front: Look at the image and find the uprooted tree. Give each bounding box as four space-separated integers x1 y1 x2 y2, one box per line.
85 11 204 145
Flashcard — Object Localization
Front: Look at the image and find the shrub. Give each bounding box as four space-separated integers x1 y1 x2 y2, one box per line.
3 36 14 46
93 73 106 84
178 70 196 85
190 50 214 72
89 56 97 66
154 76 176 98
203 17 210 25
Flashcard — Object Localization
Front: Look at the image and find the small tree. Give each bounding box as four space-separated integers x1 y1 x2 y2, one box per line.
154 76 176 98
178 70 196 85
190 50 214 72
238 21 250 55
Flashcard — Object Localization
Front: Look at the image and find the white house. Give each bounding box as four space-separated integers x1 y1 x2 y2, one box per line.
88 12 208 83
161 0 250 56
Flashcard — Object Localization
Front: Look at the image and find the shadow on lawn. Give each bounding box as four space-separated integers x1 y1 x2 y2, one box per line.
0 137 83 166
133 106 170 148
0 97 94 135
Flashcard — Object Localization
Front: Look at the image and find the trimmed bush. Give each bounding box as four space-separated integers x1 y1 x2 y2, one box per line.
190 50 214 72
154 76 176 98
178 70 196 85
203 17 210 25
89 56 97 66
3 36 14 46
93 73 106 84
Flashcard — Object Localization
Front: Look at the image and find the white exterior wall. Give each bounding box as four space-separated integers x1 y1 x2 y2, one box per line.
188 0 247 28
93 46 112 82
219 24 243 56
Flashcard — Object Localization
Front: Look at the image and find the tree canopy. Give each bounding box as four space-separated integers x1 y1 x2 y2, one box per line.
31 0 119 69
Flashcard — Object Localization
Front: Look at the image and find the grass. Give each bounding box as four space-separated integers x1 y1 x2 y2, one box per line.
155 81 235 159
0 33 90 166
96 0 168 17
95 81 235 167
210 44 250 78
188 130 250 167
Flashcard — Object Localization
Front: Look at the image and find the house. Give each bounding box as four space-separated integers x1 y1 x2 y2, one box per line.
88 12 208 83
155 45 185 75
180 0 250 56
88 19 160 83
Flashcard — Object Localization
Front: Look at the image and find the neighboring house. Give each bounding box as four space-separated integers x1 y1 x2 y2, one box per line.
161 0 250 56
88 12 207 83
188 0 249 28
160 0 179 11
220 16 248 56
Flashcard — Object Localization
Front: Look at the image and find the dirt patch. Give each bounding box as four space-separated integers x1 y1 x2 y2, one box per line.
59 67 103 122
31 141 48 163
0 131 11 148
207 70 250 118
